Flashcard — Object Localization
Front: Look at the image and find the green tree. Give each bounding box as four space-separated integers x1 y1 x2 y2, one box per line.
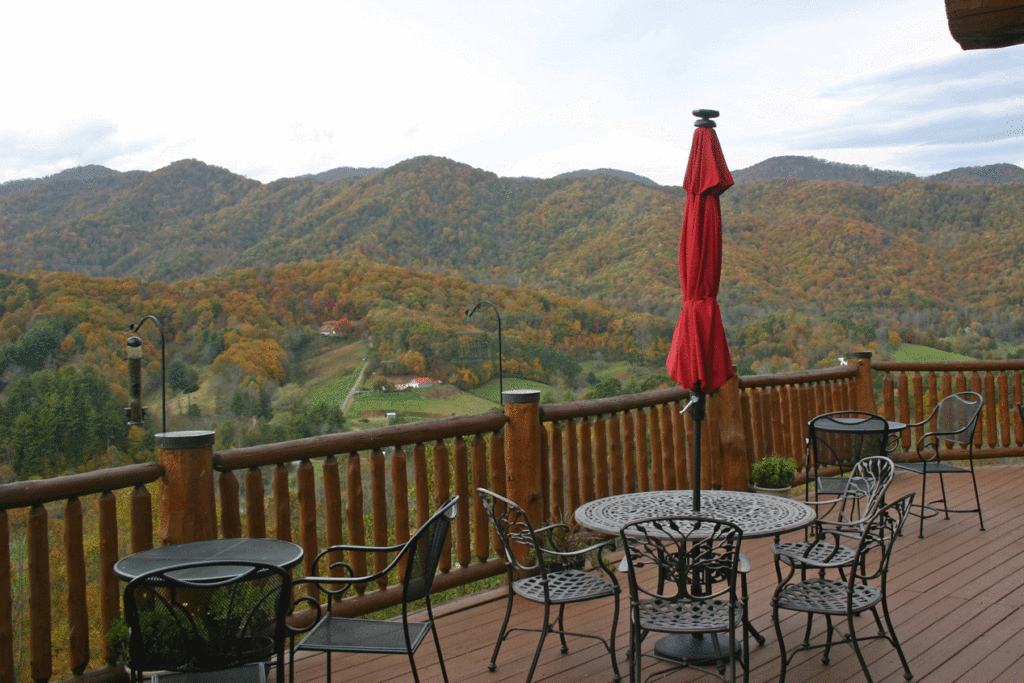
167 359 200 394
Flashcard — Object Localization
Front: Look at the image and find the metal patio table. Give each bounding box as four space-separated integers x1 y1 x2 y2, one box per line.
114 537 304 582
575 489 815 663
812 415 908 453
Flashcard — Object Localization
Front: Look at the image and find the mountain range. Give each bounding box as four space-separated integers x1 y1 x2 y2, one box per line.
0 153 1022 359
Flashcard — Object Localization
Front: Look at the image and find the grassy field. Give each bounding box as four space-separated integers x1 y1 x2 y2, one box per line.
471 377 553 404
891 343 974 363
347 384 499 425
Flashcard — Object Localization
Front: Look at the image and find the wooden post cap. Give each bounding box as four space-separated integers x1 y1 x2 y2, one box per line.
155 430 215 450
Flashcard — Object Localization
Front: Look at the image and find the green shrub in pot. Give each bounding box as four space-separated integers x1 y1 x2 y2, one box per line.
750 454 798 490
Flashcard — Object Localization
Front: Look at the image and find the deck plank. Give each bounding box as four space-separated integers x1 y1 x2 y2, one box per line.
280 464 1023 683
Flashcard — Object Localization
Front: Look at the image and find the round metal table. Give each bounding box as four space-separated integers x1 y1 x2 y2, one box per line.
813 416 907 452
575 489 816 540
114 538 304 582
575 490 815 664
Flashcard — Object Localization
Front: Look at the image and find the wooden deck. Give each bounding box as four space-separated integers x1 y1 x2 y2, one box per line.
283 464 1024 683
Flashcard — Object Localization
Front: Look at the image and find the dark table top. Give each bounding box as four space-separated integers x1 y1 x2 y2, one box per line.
813 416 907 433
114 538 304 582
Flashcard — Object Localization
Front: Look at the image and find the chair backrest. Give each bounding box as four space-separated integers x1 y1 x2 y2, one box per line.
929 392 983 445
402 496 459 604
809 411 890 474
476 488 544 574
851 492 915 586
619 516 742 604
124 560 290 674
835 455 895 523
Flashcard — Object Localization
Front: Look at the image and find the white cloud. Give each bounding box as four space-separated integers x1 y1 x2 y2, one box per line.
1 0 1021 184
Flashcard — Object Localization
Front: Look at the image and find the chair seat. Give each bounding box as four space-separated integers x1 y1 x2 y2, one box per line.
895 461 969 475
772 541 857 568
513 568 616 604
816 476 852 495
296 616 432 655
637 597 740 634
776 577 881 616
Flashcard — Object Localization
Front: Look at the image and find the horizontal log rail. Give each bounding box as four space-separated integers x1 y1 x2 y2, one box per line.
7 355 1024 682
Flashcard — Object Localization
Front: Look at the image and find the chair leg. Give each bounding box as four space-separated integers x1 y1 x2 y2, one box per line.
557 603 569 653
937 472 951 520
822 615 834 664
772 602 789 683
429 617 450 683
846 611 875 683
969 468 985 531
608 590 622 682
918 471 928 538
488 589 515 671
524 601 552 683
741 572 765 646
881 595 914 681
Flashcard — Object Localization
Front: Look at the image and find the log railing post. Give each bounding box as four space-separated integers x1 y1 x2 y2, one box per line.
849 351 877 413
713 373 750 491
158 430 217 545
502 389 544 527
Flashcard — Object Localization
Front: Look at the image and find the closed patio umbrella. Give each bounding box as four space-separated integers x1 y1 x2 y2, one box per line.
666 109 735 513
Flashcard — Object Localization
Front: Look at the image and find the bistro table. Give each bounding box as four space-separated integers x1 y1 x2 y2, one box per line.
575 489 815 663
114 537 304 582
812 415 907 453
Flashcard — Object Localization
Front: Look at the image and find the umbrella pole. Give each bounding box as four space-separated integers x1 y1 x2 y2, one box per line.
685 388 706 513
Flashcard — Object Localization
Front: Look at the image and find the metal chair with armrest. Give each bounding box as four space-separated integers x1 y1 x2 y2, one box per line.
289 496 459 683
477 487 622 683
895 391 984 537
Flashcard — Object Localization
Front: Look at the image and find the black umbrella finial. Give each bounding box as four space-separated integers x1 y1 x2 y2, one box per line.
693 109 719 128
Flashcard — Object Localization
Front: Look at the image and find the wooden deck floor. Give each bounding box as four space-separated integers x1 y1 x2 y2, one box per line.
282 464 1024 683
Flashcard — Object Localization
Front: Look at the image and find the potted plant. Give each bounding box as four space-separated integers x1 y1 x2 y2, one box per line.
750 454 798 497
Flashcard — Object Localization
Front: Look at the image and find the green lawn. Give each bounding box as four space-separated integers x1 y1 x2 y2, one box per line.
890 344 974 363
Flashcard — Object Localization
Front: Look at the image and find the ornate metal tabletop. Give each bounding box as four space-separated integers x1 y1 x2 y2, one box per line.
574 490 816 539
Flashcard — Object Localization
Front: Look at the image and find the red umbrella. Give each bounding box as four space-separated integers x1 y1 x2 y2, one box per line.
665 109 734 511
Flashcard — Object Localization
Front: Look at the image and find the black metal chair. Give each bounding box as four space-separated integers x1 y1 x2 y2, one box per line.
773 455 895 578
772 492 915 683
619 516 748 683
123 560 291 683
289 496 459 683
894 391 984 537
807 412 890 499
476 488 621 683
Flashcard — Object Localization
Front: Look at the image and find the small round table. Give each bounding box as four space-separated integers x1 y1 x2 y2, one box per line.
575 490 815 663
114 538 304 582
813 416 907 452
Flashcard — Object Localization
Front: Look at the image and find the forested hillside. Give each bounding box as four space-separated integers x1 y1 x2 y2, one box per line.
2 154 1023 354
0 258 676 481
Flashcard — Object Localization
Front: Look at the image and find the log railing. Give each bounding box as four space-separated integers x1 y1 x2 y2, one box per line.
873 358 1024 458
0 463 163 683
4 354 1024 682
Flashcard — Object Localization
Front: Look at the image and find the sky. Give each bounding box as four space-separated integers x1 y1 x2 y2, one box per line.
2 0 1023 186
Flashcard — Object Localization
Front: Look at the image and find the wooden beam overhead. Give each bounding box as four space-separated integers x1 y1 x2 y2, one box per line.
946 0 1024 49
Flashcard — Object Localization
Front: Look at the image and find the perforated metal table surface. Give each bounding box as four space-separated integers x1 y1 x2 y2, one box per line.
114 538 304 582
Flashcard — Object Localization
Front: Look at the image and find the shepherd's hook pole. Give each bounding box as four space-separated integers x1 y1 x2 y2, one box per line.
465 301 503 398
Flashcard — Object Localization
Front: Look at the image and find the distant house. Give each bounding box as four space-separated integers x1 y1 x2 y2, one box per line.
395 377 442 391
319 318 352 336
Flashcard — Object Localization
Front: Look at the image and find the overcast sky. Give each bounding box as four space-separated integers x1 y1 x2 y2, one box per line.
2 0 1022 186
